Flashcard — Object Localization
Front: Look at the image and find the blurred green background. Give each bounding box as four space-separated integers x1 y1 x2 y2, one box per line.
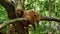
0 0 60 34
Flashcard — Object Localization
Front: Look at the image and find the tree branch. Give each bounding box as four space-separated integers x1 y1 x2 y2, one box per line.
41 16 60 22
0 16 60 29
0 18 27 29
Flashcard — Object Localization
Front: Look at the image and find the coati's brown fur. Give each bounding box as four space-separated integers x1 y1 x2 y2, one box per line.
10 10 41 34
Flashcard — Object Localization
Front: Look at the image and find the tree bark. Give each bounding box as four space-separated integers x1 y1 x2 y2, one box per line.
0 0 16 19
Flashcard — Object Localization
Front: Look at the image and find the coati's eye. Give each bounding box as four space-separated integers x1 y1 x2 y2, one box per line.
34 13 37 16
34 14 36 16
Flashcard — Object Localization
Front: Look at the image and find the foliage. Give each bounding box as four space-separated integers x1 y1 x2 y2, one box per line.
0 4 9 34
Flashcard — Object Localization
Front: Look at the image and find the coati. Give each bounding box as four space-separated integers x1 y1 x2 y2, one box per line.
10 9 41 34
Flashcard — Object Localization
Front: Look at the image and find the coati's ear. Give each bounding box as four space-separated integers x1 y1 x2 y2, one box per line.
16 9 24 17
